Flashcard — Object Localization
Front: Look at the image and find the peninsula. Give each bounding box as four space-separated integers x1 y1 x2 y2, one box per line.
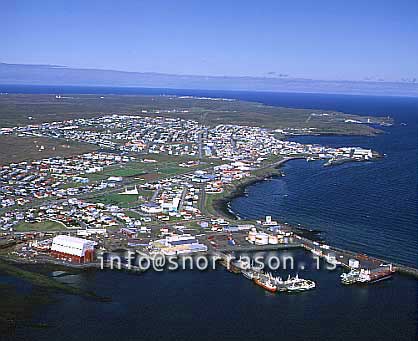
0 93 412 331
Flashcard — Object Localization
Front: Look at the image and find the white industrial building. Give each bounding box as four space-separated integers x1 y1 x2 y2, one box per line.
50 235 96 263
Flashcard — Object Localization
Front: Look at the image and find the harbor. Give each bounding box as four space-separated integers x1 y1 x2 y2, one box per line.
93 219 418 295
187 218 418 293
5 249 417 341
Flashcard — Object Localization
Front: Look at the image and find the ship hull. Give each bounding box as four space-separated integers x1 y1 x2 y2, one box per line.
254 279 277 293
242 271 254 280
368 274 393 284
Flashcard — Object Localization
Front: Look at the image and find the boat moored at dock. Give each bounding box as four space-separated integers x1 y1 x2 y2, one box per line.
286 279 316 292
341 264 394 285
231 257 251 271
253 275 278 293
274 273 316 292
242 270 256 280
358 265 394 283
246 271 316 293
341 269 360 285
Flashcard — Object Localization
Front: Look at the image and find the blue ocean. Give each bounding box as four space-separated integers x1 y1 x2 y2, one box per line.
229 92 418 268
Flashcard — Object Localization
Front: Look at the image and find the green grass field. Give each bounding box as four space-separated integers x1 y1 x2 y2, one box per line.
0 94 390 136
124 210 143 220
91 193 140 207
86 155 215 185
62 182 84 189
14 220 67 232
104 168 146 177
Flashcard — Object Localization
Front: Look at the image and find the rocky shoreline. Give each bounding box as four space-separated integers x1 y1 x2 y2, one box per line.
210 156 325 240
211 157 294 221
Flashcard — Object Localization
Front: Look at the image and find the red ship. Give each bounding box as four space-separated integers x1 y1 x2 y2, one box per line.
254 276 278 293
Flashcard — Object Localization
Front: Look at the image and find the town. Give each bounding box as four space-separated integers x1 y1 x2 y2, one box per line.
1 112 403 293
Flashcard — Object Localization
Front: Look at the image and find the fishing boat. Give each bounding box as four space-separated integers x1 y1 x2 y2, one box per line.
271 275 288 291
254 276 278 293
250 259 264 272
231 257 251 271
286 279 316 292
341 265 394 285
272 274 316 292
340 269 360 285
242 270 255 280
357 265 394 283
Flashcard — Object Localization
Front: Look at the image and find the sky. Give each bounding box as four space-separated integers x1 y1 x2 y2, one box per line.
1 0 418 82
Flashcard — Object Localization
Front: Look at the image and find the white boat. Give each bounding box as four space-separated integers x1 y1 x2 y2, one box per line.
242 270 255 280
283 273 303 285
250 259 264 272
341 269 360 284
286 279 316 292
358 267 393 283
272 274 316 292
232 257 251 271
272 275 288 291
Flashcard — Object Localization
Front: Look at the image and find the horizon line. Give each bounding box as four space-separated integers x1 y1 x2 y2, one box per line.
1 62 417 86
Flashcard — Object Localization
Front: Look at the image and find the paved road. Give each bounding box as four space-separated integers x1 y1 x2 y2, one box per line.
197 184 208 216
150 186 160 202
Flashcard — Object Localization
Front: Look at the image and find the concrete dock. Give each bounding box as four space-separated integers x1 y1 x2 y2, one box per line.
204 230 418 280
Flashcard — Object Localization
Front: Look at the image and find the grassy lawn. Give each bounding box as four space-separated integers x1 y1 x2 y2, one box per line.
84 162 181 182
182 221 201 229
124 210 143 220
159 165 185 176
84 155 222 188
91 193 140 207
85 173 108 182
105 168 146 177
62 182 84 189
253 166 281 177
204 191 225 217
101 162 149 177
14 220 67 232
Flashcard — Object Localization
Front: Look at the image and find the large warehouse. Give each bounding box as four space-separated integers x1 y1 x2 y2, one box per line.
50 235 96 263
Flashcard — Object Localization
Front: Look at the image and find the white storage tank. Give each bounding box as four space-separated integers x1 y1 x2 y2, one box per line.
268 235 279 245
349 258 360 268
248 229 257 244
255 233 269 245
247 227 257 244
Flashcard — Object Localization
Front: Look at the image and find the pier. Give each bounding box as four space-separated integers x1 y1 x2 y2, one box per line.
96 223 418 281
203 229 418 281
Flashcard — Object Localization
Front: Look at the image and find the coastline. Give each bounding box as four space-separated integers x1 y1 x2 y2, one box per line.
0 256 109 301
209 157 298 221
209 150 418 270
206 156 326 241
210 151 383 221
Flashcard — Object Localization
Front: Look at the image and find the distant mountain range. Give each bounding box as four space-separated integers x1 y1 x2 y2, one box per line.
1 63 417 97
